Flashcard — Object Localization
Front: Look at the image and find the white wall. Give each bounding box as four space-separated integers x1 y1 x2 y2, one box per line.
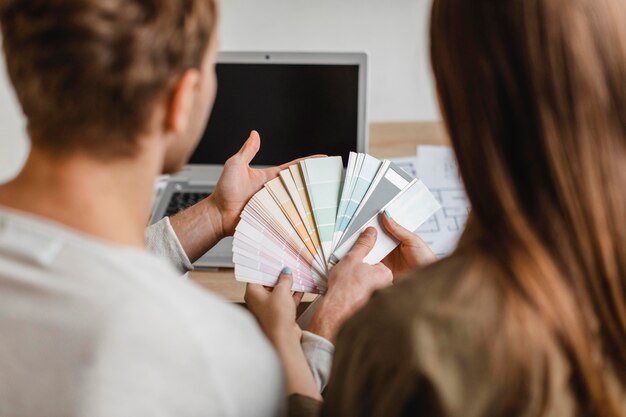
219 0 438 121
0 0 438 182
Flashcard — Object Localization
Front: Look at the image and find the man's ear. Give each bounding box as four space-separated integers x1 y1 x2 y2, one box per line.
164 69 201 137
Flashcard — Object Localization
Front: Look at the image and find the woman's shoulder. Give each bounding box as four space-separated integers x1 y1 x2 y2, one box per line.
333 248 576 417
336 246 503 375
357 246 500 330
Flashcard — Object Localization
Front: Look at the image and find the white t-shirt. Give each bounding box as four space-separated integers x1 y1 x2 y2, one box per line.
144 218 334 394
0 207 284 417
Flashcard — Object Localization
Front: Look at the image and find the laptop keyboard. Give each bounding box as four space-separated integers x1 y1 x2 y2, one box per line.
164 192 211 217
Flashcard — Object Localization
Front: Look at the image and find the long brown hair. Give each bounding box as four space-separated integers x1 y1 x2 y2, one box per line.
430 0 626 415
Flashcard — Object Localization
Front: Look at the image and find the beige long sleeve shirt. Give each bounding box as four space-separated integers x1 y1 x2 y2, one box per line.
289 232 625 417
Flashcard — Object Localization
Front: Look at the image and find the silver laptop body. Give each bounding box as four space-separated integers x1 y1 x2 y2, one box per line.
150 51 368 268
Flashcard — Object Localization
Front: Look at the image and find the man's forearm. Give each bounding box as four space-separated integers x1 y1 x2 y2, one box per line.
168 195 226 264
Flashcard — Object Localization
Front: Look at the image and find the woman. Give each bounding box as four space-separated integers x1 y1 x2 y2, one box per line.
247 0 626 415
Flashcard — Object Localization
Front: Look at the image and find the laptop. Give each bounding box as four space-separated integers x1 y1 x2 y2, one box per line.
150 51 368 268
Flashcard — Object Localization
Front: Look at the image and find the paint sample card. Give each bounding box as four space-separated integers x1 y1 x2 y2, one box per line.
233 154 441 294
301 157 344 262
332 152 359 250
286 165 321 249
266 178 322 263
331 180 441 264
336 154 382 236
234 217 325 292
337 162 414 250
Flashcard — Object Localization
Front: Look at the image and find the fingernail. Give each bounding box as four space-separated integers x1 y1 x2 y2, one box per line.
281 267 292 275
384 210 391 218
364 227 376 236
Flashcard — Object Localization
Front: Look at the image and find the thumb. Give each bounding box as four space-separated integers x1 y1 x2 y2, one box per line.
275 267 294 294
380 211 418 243
349 227 378 260
237 130 261 165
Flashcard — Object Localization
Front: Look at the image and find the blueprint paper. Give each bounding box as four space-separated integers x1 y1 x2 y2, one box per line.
413 146 470 257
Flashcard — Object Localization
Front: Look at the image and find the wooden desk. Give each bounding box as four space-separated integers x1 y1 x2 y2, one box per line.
190 121 448 303
368 121 448 158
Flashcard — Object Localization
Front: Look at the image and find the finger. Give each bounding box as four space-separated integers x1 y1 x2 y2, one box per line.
237 131 261 165
244 283 269 305
374 263 394 285
349 227 378 260
274 267 294 294
380 211 419 243
293 292 304 307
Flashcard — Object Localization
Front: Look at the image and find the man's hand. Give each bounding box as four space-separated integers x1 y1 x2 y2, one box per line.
169 131 322 263
380 211 437 279
307 228 393 343
212 130 323 236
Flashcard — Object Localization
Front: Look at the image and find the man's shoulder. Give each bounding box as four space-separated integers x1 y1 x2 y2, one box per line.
0 209 283 416
0 206 268 360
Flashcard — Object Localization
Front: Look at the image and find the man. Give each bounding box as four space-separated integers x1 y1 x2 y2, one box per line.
0 0 332 415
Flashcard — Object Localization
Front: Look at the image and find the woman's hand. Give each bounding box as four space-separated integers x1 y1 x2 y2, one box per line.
307 227 394 343
245 270 322 400
212 131 323 236
380 211 437 279
245 269 304 346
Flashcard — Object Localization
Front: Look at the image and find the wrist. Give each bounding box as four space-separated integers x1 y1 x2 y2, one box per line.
267 324 301 349
202 194 227 240
267 327 305 366
306 297 348 343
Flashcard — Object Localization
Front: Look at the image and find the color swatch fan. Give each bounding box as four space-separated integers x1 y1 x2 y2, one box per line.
233 153 441 294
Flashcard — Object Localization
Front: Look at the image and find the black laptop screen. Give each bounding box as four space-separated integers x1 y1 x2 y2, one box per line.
189 63 360 166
